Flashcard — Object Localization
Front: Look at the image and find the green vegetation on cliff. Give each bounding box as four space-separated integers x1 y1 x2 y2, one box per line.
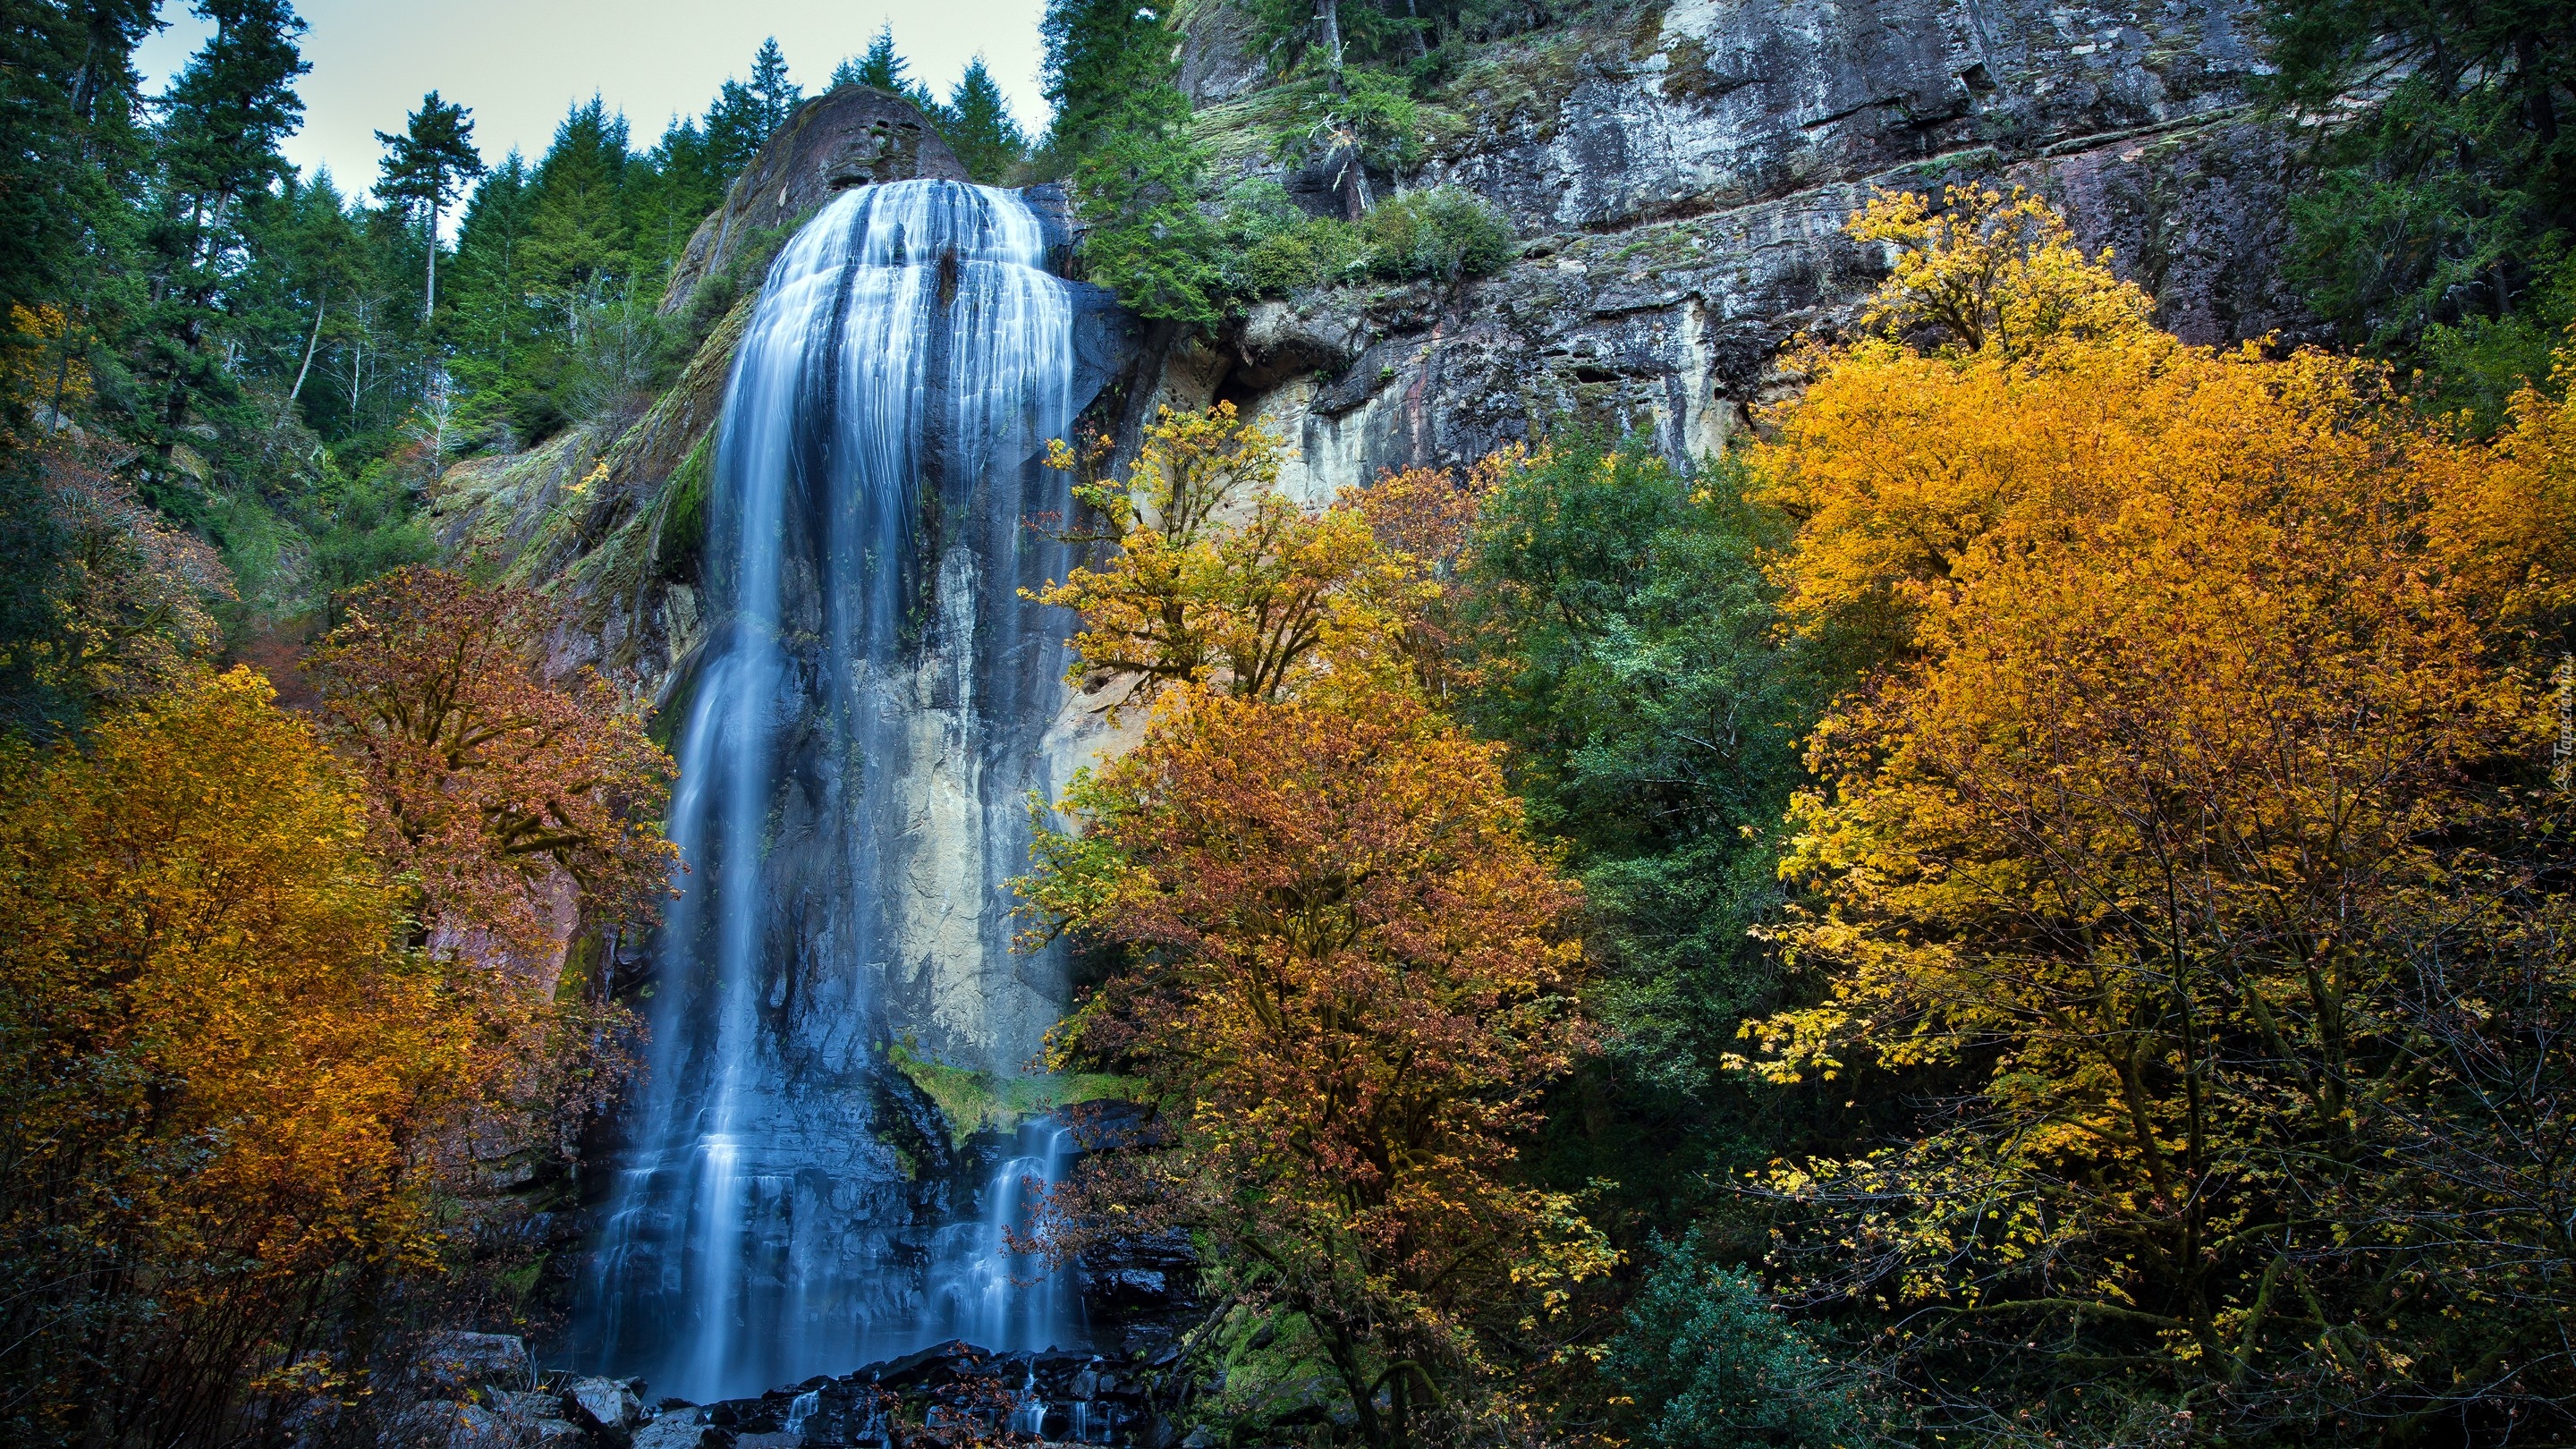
2267 0 2574 427
886 1038 1142 1148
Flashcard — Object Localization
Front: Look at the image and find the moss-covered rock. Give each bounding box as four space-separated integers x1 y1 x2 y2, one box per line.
886 1038 1145 1149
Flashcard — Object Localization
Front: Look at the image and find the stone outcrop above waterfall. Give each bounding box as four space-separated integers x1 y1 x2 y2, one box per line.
661 87 972 318
1166 0 2311 491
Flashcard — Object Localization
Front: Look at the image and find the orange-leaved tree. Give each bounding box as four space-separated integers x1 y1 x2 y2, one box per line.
1730 189 2574 1436
0 669 570 1447
1021 685 1604 1448
305 566 676 967
1025 407 1601 1443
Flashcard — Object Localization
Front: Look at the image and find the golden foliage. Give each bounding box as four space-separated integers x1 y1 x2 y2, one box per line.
1032 403 1438 714
306 567 676 965
1844 183 2156 357
1752 195 2488 647
0 669 579 1444
2432 343 2576 633
1730 189 2576 1421
1024 422 1599 1441
0 442 235 721
1023 683 1604 1442
2 303 87 415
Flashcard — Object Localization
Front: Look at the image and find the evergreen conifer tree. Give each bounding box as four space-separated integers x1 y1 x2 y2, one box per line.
746 37 802 129
0 0 156 737
374 92 485 331
1041 0 1223 325
705 40 801 183
444 152 534 429
941 57 1028 183
131 0 309 506
835 25 938 112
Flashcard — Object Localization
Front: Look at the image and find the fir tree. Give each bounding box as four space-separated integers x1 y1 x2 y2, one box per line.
444 152 533 429
835 24 938 112
745 37 802 129
0 0 154 346
0 0 156 737
938 57 1027 184
524 97 632 301
1041 0 1223 326
704 40 801 183
373 91 486 330
634 117 720 269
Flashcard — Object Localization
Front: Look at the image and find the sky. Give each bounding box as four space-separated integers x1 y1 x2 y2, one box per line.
131 0 1052 203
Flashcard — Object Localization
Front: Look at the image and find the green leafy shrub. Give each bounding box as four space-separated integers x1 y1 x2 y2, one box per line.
1218 182 1514 300
1357 185 1515 281
1607 1230 1866 1449
1220 181 1365 297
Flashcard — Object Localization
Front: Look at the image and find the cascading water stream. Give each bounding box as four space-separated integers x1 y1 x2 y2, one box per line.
572 180 1092 1403
928 1121 1080 1349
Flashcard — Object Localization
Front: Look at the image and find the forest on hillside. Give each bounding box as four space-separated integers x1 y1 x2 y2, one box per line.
3 0 2574 1447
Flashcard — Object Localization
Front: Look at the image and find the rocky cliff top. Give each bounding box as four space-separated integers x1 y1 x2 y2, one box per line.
1150 0 2310 501
659 85 970 317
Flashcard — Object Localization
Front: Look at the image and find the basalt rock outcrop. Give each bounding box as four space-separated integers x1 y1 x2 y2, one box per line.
1165 0 2311 500
373 1335 1195 1449
661 87 972 318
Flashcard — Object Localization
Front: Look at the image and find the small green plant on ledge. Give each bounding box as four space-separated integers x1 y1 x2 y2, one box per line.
1221 180 1516 299
886 1037 1142 1148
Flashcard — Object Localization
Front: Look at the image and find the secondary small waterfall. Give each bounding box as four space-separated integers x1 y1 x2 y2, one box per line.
574 180 1092 1402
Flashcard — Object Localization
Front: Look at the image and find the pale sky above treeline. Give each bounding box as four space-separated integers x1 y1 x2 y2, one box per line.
134 0 1049 199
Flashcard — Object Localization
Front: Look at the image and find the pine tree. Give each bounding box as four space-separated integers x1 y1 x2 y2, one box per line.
940 56 1028 184
374 92 485 333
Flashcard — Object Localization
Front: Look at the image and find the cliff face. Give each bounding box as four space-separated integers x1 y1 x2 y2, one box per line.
1164 0 2309 500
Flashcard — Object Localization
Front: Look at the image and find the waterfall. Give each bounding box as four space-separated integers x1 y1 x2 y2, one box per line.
928 1121 1080 1348
573 180 1090 1403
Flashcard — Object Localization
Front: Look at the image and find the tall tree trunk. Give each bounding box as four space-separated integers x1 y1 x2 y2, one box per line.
290 288 326 402
1318 0 1345 76
424 207 439 330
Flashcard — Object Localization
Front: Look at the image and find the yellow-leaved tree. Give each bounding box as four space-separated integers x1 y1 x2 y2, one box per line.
1030 402 1434 713
1733 189 2574 1436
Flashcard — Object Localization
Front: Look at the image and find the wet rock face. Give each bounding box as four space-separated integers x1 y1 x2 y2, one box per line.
1164 0 2313 487
679 1339 1177 1449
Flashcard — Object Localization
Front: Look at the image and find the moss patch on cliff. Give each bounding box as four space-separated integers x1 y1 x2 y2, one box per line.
887 1038 1142 1148
653 433 713 580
